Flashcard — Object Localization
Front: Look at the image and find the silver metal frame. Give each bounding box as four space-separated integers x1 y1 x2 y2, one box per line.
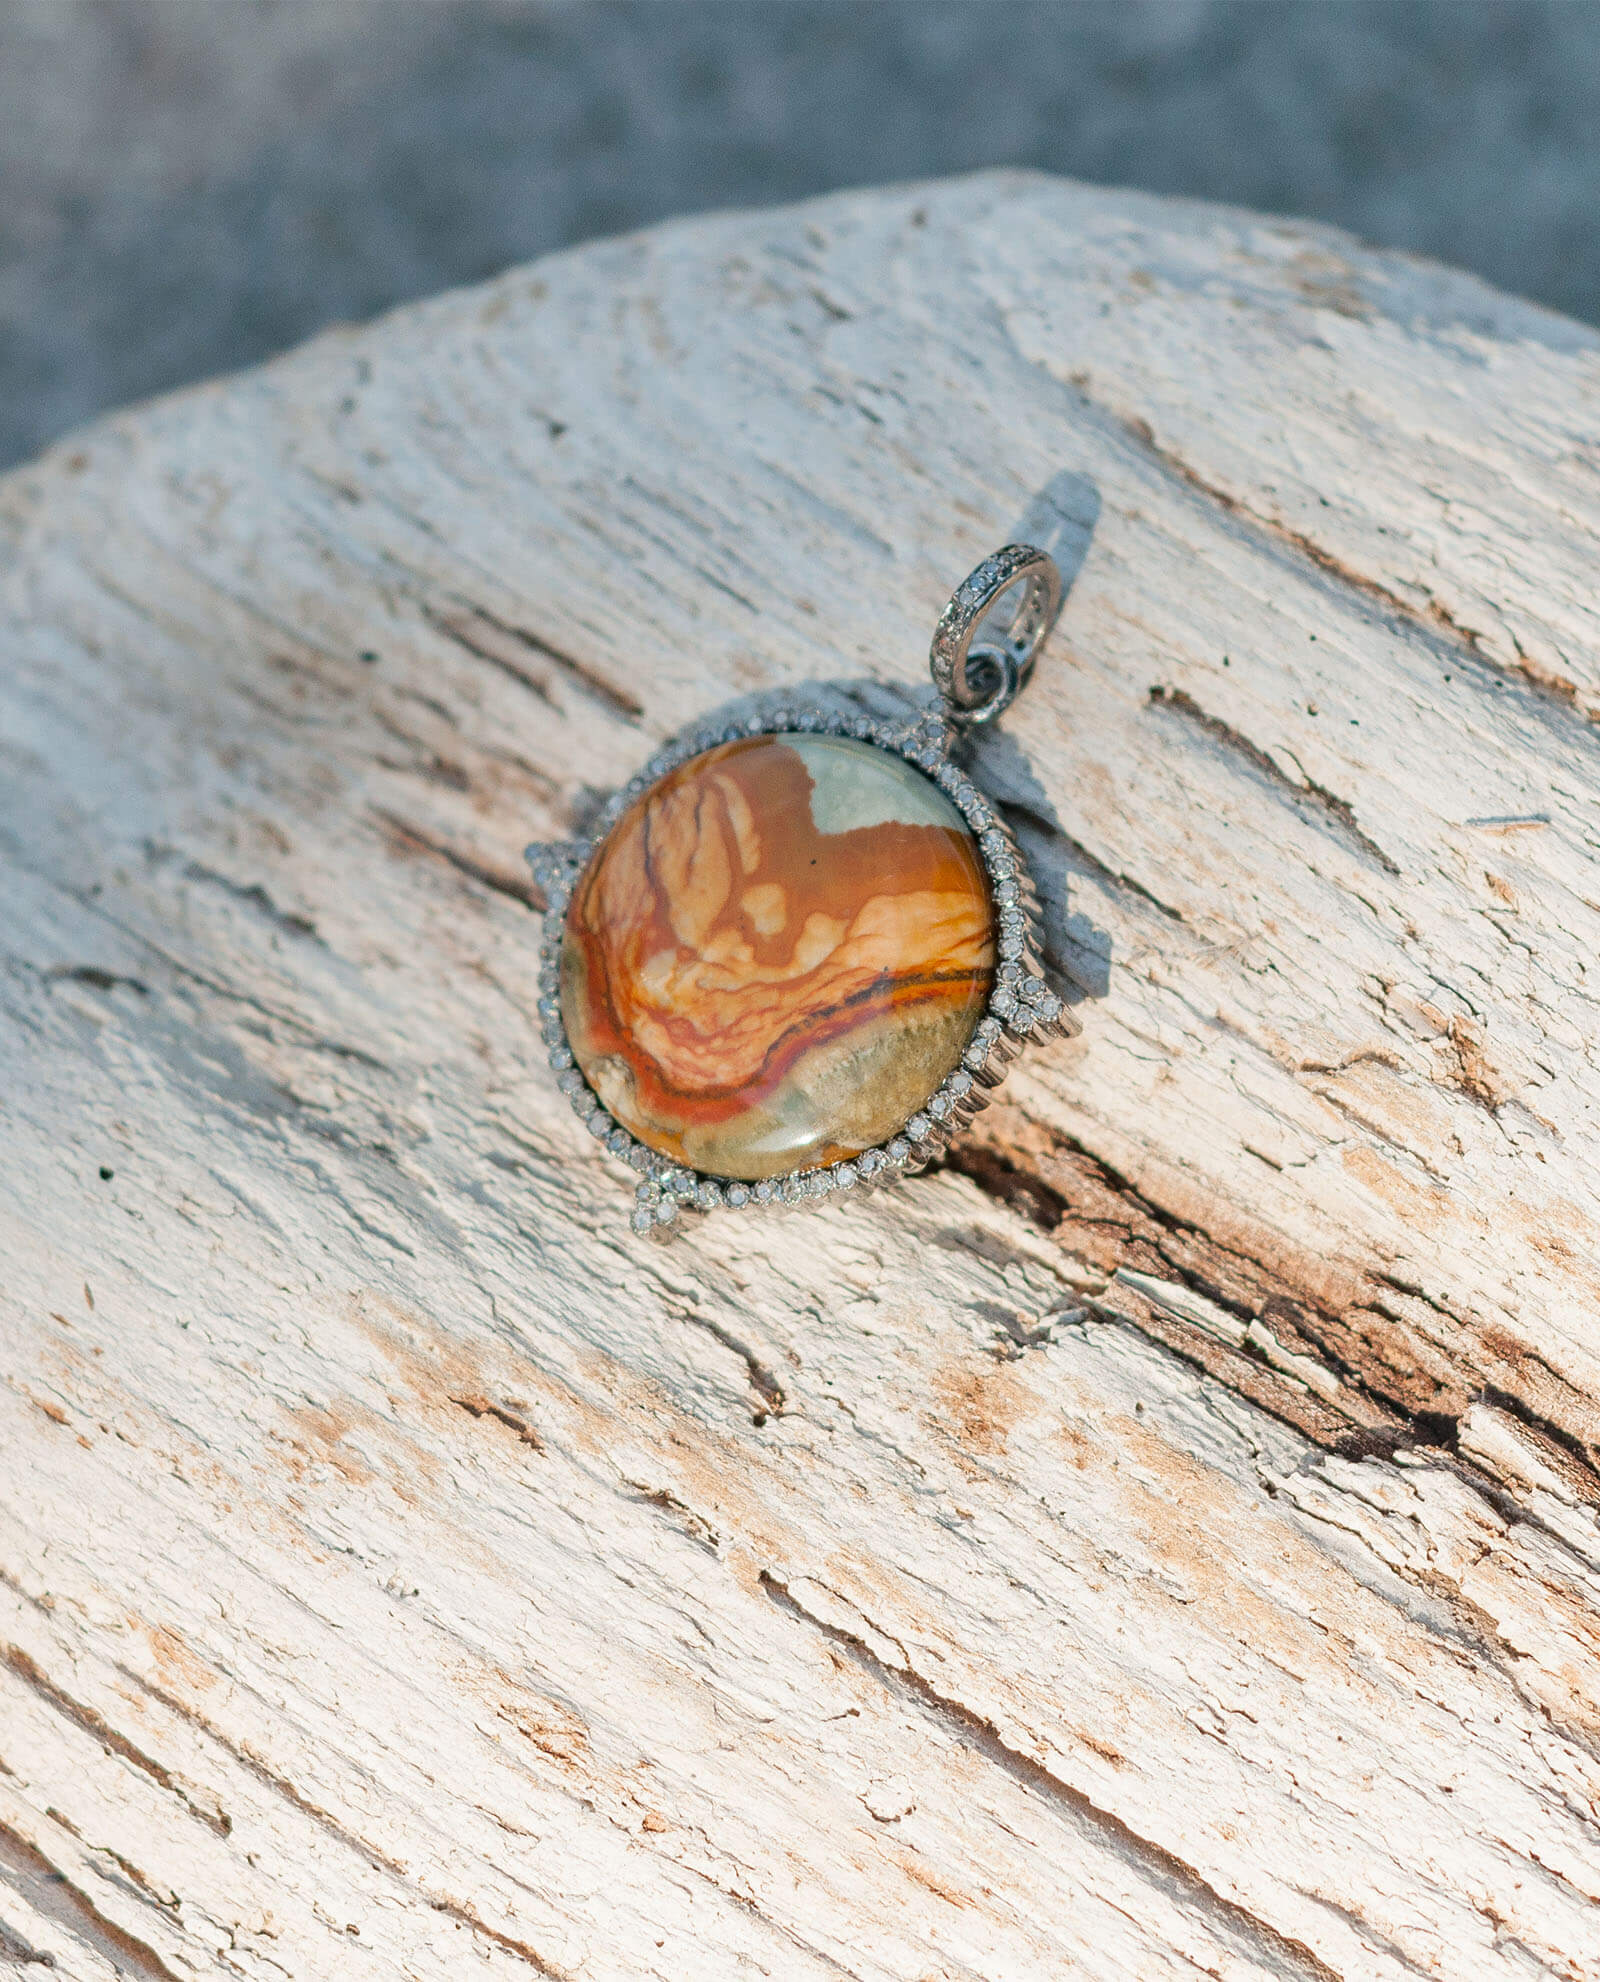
526 547 1072 1232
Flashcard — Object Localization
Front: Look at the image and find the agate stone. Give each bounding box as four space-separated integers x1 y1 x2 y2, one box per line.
560 733 996 1180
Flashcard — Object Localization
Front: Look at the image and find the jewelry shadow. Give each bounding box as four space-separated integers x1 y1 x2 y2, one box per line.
971 469 1112 1008
570 470 1112 1010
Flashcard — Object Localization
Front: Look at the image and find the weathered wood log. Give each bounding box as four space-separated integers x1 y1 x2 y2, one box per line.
3 170 1600 1979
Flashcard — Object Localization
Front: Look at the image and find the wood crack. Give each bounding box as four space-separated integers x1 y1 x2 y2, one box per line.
426 603 643 722
450 1392 546 1453
941 1128 1600 1504
759 1572 1349 1982
1148 684 1400 875
1098 400 1597 732
0 1915 54 1969
0 1821 182 1981
43 964 150 997
372 807 545 910
1 1644 230 1837
674 1309 788 1425
110 1664 573 1979
174 858 321 942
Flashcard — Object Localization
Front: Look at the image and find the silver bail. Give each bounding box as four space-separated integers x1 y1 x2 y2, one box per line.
928 544 1062 726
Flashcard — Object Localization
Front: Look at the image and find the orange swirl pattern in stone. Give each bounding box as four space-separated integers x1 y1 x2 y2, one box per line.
560 733 995 1179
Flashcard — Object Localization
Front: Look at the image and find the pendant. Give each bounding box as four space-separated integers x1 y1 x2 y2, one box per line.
526 544 1078 1231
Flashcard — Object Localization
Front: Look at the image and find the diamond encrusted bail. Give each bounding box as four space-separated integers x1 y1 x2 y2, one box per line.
929 544 1062 726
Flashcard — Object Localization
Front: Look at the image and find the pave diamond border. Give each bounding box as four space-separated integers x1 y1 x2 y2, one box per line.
526 702 1072 1233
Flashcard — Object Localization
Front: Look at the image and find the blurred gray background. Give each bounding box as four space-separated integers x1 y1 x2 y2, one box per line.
5 0 1600 470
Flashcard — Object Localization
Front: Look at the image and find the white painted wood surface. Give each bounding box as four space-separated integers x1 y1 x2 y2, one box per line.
3 171 1600 1980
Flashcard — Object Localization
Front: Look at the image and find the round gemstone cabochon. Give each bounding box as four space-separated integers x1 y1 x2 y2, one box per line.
560 733 996 1180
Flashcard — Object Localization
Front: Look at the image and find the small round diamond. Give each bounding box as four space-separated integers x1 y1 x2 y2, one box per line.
558 1069 584 1093
628 1144 655 1172
857 1149 884 1177
726 1183 750 1208
655 1198 679 1225
927 1094 951 1121
695 1181 723 1211
886 1137 911 1164
631 1206 655 1234
992 989 1018 1019
607 1128 633 1156
905 1113 931 1141
783 1174 808 1203
948 1069 973 1097
834 1163 859 1190
754 1180 775 1204
587 1112 611 1138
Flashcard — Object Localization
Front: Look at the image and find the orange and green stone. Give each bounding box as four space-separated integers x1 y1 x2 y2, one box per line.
560 733 995 1179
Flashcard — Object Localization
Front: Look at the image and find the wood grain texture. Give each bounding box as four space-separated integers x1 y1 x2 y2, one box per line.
2 170 1600 1980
